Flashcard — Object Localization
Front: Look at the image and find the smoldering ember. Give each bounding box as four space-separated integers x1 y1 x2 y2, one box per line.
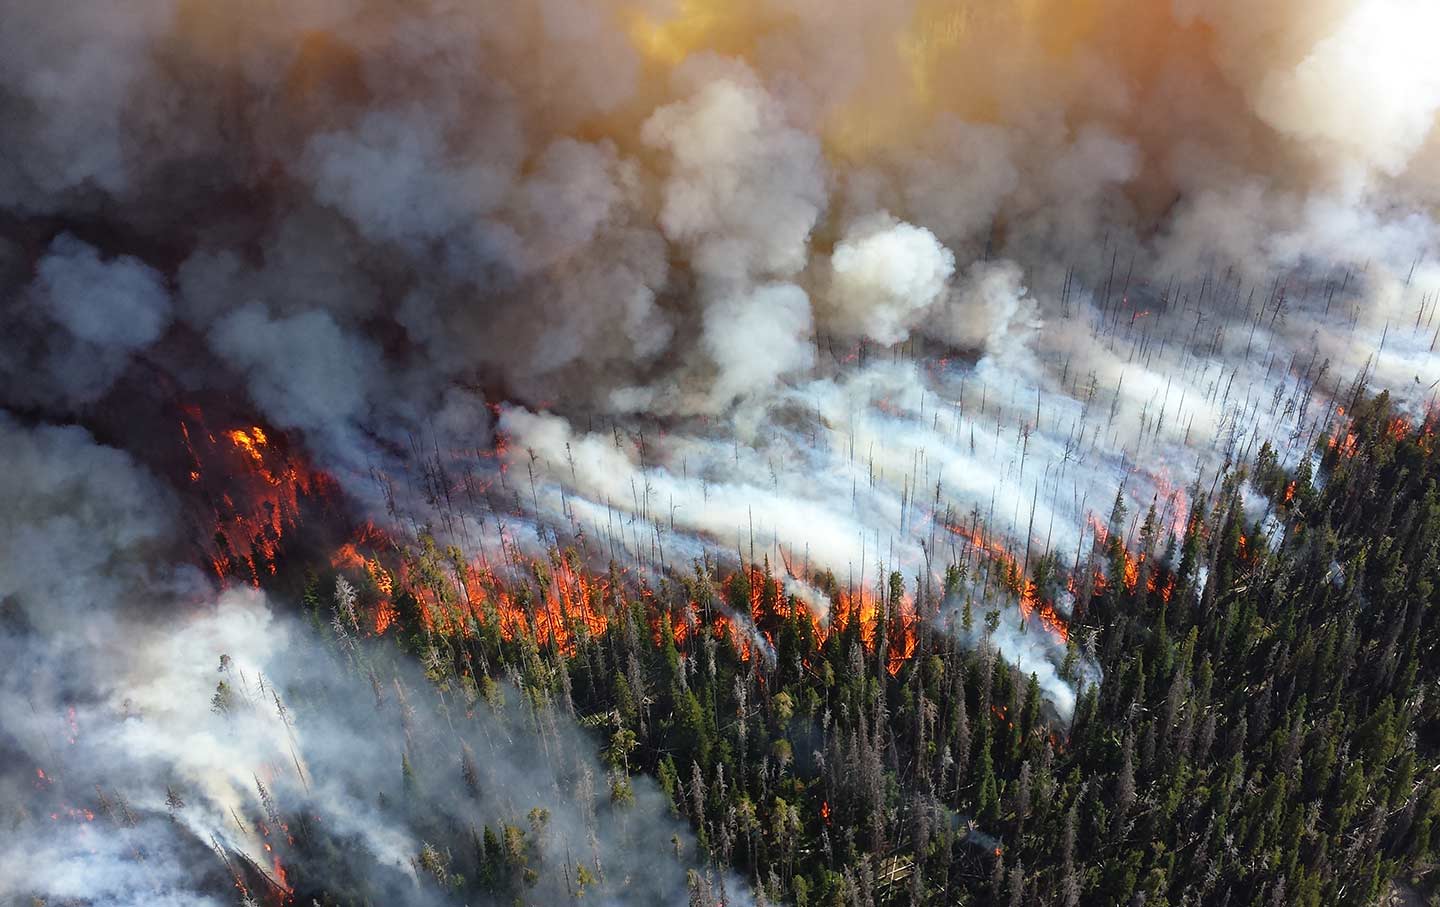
4 2 1440 906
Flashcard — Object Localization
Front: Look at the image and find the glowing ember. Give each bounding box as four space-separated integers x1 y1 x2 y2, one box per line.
1328 429 1359 459
1122 554 1140 592
374 599 398 635
330 532 399 634
273 855 290 895
181 408 335 587
227 427 269 465
1146 572 1176 603
946 521 1071 644
1087 514 1147 597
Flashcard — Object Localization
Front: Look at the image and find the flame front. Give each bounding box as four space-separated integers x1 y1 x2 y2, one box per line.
946 522 1072 644
181 408 335 588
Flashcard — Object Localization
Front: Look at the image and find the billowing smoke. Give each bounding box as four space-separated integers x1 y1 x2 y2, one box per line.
2 0 1439 897
2 0 1435 437
0 416 741 905
826 215 955 345
1 235 172 408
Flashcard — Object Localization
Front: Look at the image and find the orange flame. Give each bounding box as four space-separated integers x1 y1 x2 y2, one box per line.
430 556 616 656
827 580 917 675
183 410 334 587
1122 554 1140 591
1327 425 1359 459
331 536 399 634
1087 514 1146 597
711 612 752 661
374 599 398 635
946 522 1071 644
272 854 291 898
1145 571 1175 603
227 427 269 464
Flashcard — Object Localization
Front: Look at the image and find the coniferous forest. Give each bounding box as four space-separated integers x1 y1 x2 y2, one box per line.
234 389 1440 907
9 5 1440 906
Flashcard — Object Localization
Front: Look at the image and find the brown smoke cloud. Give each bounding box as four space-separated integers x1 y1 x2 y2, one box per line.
1 0 1435 435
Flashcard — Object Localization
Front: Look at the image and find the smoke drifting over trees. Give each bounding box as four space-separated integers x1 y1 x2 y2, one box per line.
0 414 742 905
2 0 1439 903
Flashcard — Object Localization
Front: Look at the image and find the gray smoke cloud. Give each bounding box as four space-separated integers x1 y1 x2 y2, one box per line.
0 415 742 905
2 0 1440 895
1 235 171 408
2 0 1435 437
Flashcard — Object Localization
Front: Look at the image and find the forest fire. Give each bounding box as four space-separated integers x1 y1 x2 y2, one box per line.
782 574 919 676
228 427 270 464
373 599 398 635
1086 515 1151 599
711 612 755 663
886 618 920 674
494 557 612 653
170 389 1096 703
1068 512 1179 608
1122 553 1140 591
271 855 291 899
330 533 399 633
1329 429 1359 459
1323 404 1438 463
10 0 1440 902
178 395 1087 715
1150 474 1191 539
325 535 933 676
1030 598 1072 643
374 548 617 656
49 805 96 823
180 407 337 588
945 522 1072 644
1146 572 1177 604
177 394 1092 705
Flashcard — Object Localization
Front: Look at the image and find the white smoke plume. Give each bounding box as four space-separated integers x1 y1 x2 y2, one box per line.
0 416 740 905
825 214 955 345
